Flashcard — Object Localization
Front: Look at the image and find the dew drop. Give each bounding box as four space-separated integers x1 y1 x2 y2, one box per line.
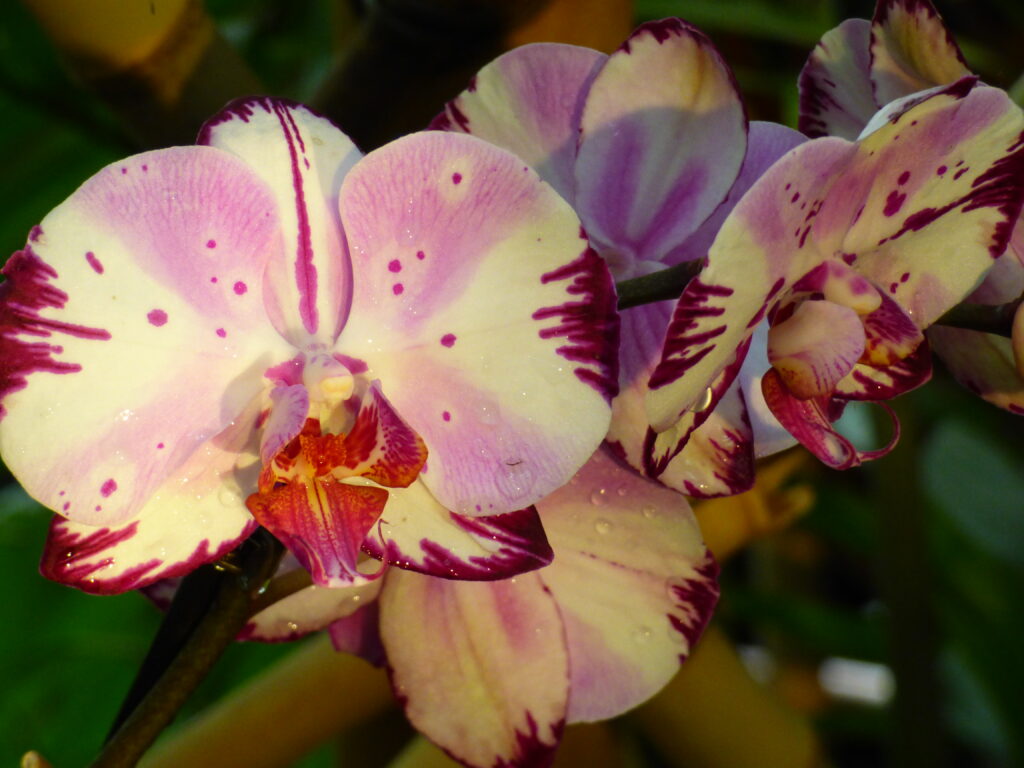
642 505 657 519
590 488 607 506
691 387 714 413
616 484 628 497
594 518 612 534
633 626 652 644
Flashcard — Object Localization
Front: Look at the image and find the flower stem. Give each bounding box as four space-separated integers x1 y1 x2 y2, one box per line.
90 529 285 768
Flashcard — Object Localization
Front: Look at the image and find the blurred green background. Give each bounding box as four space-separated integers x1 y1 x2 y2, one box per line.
1 1 1023 766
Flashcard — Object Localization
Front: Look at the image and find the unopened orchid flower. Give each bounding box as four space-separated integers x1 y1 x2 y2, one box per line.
799 0 1024 414
0 96 620 594
433 19 805 497
647 78 1024 468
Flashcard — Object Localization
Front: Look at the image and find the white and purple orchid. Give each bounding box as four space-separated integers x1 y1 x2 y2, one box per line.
799 0 1024 414
648 76 1024 468
0 96 621 594
432 18 805 497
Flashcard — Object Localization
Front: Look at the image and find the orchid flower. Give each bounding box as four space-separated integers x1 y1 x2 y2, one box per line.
432 19 805 497
647 78 1024 468
0 97 620 594
237 445 717 768
799 0 1024 414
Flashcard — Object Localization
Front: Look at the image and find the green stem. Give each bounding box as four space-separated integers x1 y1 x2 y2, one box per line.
90 529 285 768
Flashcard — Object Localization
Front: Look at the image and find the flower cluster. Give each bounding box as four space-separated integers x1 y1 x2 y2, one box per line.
1 1 1022 766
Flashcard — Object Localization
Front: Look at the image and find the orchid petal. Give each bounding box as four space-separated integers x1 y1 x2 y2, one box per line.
827 81 1024 327
762 368 899 468
381 569 567 768
242 576 381 642
575 19 746 265
929 327 1024 414
40 399 262 593
328 602 385 666
834 340 932 401
536 446 718 721
260 384 309 466
337 132 617 516
364 479 553 579
798 19 878 139
870 0 970 107
0 147 292 526
431 43 606 201
200 97 362 347
768 300 866 399
647 137 855 431
741 325 799 457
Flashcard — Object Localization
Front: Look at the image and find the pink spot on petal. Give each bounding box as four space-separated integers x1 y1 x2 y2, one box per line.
141 164 148 172
216 328 227 338
233 281 248 295
147 309 168 327
120 167 127 175
452 172 462 184
94 505 102 511
85 251 104 274
442 411 451 421
388 259 402 273
29 226 43 242
900 272 910 283
100 479 117 497
937 165 948 175
206 239 217 249
59 490 65 496
898 171 910 185
62 502 70 511
883 190 906 217
210 276 218 283
157 442 165 449
440 333 456 347
392 283 404 295
416 250 425 260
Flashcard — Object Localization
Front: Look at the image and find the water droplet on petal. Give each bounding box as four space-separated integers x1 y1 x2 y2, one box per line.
616 484 628 497
590 488 608 506
594 518 611 534
692 387 714 413
633 625 652 644
642 505 657 519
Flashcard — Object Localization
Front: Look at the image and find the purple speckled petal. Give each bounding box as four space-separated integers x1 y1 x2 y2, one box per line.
241 576 381 642
646 137 856 431
362 480 553 580
929 327 1024 414
0 148 292 527
535 446 718 721
870 0 971 108
337 132 617 516
39 400 262 594
798 19 878 139
431 43 606 202
200 97 362 347
381 568 567 768
827 81 1024 327
834 339 932 401
575 19 746 266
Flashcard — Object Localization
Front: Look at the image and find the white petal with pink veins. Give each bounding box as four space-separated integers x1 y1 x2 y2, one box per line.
536 446 718 721
242 576 382 642
40 397 264 593
381 568 568 768
575 18 746 266
870 0 970 108
798 18 877 139
0 147 293 527
432 43 606 202
200 97 362 347
337 132 617 516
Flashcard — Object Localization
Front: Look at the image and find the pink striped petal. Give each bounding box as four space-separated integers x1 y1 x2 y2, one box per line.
241 577 381 642
768 300 866 399
260 384 309 466
200 97 362 347
39 400 263 594
0 147 292 527
929 327 1024 414
762 369 899 468
535 446 718 721
336 132 617 516
825 81 1024 327
381 569 568 768
575 19 746 266
328 602 385 665
431 43 606 201
834 341 932 401
798 19 877 139
870 0 970 107
364 480 553 579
